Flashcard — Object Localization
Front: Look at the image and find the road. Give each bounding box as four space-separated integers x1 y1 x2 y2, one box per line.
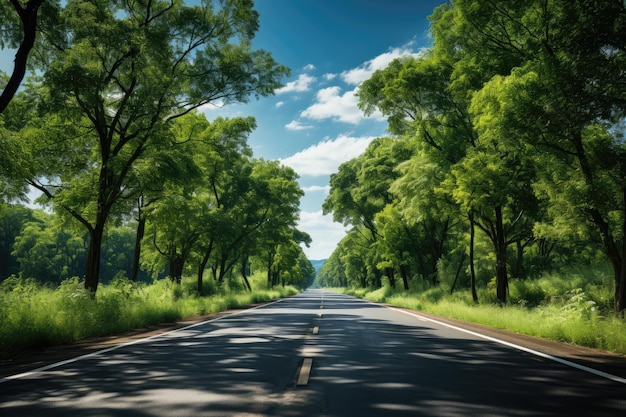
1 289 625 416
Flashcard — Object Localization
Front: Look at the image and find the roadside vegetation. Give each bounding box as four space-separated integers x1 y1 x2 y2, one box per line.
327 264 626 355
0 273 298 358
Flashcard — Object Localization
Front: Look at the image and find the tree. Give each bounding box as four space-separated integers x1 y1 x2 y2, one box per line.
244 160 303 288
12 210 87 283
391 149 458 286
445 147 536 304
323 137 412 288
451 0 626 312
0 0 51 114
358 52 477 289
317 250 347 288
0 204 36 280
374 205 414 290
22 0 288 292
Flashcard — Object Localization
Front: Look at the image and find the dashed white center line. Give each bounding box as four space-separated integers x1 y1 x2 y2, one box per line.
297 358 313 386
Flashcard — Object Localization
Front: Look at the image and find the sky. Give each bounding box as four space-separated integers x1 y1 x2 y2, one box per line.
0 0 447 260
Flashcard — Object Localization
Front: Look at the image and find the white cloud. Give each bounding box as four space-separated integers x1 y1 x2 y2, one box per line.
303 64 316 71
298 210 348 259
302 185 331 194
300 86 369 124
275 101 284 108
341 46 424 85
323 73 337 81
281 134 376 177
275 74 317 94
285 120 314 131
197 99 225 113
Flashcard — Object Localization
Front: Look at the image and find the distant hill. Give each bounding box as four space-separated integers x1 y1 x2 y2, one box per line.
310 259 326 273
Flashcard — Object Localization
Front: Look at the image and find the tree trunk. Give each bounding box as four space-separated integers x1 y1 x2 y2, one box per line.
271 269 280 287
373 269 382 288
399 264 409 290
511 240 524 279
604 188 626 316
494 205 508 305
469 213 478 304
196 240 213 295
450 252 467 295
130 214 145 281
385 267 396 289
0 0 44 114
587 206 623 314
169 253 184 284
240 256 251 292
266 252 275 288
360 267 367 288
617 191 626 316
217 254 228 283
84 224 104 293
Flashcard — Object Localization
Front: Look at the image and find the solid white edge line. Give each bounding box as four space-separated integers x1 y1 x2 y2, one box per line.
338 293 626 384
0 297 286 384
387 305 626 385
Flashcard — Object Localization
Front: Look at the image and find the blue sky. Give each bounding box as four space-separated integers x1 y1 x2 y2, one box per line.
1 0 446 260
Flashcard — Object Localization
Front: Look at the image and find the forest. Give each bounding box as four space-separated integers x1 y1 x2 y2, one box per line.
317 0 626 328
0 0 314 355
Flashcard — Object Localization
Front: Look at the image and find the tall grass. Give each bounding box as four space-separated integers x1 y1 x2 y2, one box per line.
335 267 626 355
0 273 298 358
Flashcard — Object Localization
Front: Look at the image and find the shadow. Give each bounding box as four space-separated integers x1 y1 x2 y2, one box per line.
0 289 624 416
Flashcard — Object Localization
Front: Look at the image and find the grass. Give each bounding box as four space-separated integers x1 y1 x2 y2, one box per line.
332 267 626 356
0 273 298 358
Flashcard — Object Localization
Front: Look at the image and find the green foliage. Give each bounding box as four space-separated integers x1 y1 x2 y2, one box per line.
337 265 626 354
4 0 289 292
0 274 298 358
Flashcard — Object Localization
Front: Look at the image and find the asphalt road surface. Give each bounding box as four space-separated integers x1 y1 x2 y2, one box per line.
1 289 625 416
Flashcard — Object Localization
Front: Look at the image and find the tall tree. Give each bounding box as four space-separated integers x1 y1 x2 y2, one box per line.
22 0 288 292
453 0 626 312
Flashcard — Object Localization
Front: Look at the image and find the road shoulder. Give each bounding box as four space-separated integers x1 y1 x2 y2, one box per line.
393 306 626 380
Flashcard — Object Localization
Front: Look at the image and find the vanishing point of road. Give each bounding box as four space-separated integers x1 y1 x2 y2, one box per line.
1 289 625 416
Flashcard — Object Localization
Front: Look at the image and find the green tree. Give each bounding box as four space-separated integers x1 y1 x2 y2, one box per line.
317 250 347 288
12 211 87 283
452 0 626 312
358 52 477 291
22 0 288 292
323 137 411 288
445 147 536 304
373 205 414 290
0 204 36 280
242 160 303 288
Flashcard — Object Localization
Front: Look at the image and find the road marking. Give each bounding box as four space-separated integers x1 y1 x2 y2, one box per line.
389 306 626 385
312 326 319 335
297 358 313 385
0 298 287 384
